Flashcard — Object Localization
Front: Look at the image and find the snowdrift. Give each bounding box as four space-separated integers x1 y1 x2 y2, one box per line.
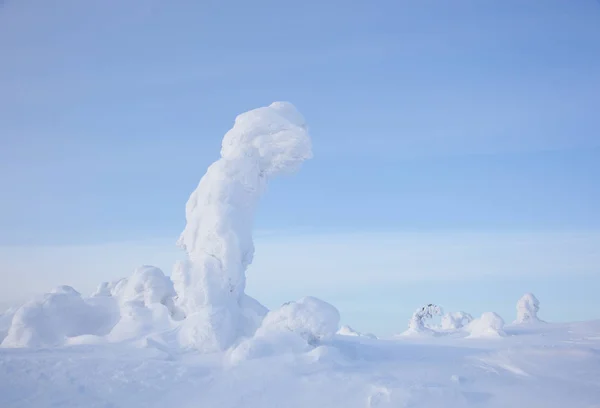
2 286 116 348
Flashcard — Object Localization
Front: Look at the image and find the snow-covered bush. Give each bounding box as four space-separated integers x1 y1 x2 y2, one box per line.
514 293 542 324
171 102 312 352
441 312 473 331
1 286 116 348
229 297 339 363
401 304 443 335
466 312 506 338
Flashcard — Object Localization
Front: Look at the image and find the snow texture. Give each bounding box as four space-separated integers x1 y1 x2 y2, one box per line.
515 292 542 324
466 312 506 338
3 319 600 407
172 102 312 351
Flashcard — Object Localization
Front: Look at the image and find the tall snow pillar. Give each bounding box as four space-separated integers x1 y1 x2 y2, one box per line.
172 102 312 351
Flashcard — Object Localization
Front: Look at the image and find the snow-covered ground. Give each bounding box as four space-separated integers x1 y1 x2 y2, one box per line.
1 102 598 407
1 320 600 408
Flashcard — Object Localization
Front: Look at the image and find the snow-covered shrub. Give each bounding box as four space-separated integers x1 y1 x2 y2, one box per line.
171 102 312 351
514 293 542 324
401 304 443 335
1 286 116 348
441 312 473 331
229 297 339 363
466 312 506 338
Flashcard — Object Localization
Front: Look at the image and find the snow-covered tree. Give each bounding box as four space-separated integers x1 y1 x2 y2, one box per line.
406 304 443 334
171 102 312 351
515 293 542 324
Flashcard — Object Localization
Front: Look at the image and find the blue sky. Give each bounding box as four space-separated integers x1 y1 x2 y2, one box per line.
1 0 599 334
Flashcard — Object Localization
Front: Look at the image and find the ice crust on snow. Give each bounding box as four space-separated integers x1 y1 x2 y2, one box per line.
515 293 542 324
467 312 506 338
171 102 312 351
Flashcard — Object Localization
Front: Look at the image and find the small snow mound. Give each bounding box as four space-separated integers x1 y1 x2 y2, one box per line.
1 286 116 348
258 297 340 343
441 311 473 330
337 325 377 339
514 293 543 324
338 325 360 336
466 312 506 338
229 297 340 363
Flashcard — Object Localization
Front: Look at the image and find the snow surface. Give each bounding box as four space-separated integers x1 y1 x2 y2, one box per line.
1 320 600 407
1 103 598 407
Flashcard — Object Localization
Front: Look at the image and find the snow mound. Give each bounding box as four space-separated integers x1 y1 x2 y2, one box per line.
440 311 473 330
229 297 339 363
337 325 377 339
337 325 360 336
466 312 506 338
105 266 179 342
1 286 116 348
515 293 543 324
171 102 312 352
259 297 340 343
401 304 443 336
